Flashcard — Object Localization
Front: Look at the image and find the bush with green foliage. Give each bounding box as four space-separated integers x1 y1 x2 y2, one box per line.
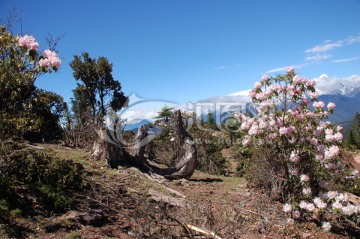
0 142 85 222
0 25 64 141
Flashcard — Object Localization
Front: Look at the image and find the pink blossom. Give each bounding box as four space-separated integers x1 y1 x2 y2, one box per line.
306 80 316 87
337 126 343 132
324 145 339 159
18 34 39 51
310 138 318 145
315 153 324 161
39 49 61 68
341 205 357 216
300 174 310 182
289 151 300 162
287 66 295 73
327 102 336 110
279 127 293 136
254 81 262 89
324 163 337 170
321 222 331 231
313 197 327 209
256 93 265 100
302 187 312 195
293 210 301 219
299 201 315 211
327 191 339 199
268 133 277 140
313 101 325 108
310 92 317 99
333 132 343 142
242 136 250 146
292 75 303 84
261 74 270 82
249 91 256 98
269 84 279 92
283 203 292 213
248 124 259 135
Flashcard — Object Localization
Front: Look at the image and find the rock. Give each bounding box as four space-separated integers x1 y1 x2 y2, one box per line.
77 209 109 227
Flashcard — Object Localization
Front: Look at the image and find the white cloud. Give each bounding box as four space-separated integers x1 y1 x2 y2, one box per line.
313 75 360 95
305 53 332 62
305 34 360 54
332 56 360 63
214 66 227 70
305 42 343 53
319 74 328 80
213 64 241 70
265 64 306 74
346 35 360 44
266 66 289 73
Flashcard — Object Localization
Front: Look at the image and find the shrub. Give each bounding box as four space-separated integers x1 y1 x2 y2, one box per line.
0 141 85 221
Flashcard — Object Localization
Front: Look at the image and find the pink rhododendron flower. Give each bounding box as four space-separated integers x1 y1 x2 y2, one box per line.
293 210 301 219
310 92 317 99
279 127 293 136
306 80 316 87
254 81 262 89
313 101 325 108
249 91 256 98
248 124 259 135
283 203 292 213
256 92 265 100
39 49 61 68
289 151 300 162
242 135 250 146
321 221 331 231
292 75 303 84
261 74 270 82
287 66 295 73
326 191 339 199
300 174 310 182
310 138 318 145
341 205 357 216
324 145 339 159
332 201 343 210
302 187 312 195
313 197 327 209
333 132 343 142
299 201 315 211
327 102 336 110
18 34 39 51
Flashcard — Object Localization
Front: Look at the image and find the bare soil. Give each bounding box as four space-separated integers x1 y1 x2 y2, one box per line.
0 144 358 239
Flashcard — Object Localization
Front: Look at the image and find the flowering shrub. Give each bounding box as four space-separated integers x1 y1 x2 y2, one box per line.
237 67 360 230
0 26 61 139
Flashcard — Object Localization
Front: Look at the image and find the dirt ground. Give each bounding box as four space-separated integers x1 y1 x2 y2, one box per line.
0 144 358 239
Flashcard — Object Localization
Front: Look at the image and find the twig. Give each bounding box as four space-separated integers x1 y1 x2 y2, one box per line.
236 207 269 223
185 224 223 239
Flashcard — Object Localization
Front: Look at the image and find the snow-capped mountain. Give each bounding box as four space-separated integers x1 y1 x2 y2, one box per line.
314 75 360 123
212 75 360 124
314 75 360 97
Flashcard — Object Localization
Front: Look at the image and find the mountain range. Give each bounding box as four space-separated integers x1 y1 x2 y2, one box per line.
122 75 360 130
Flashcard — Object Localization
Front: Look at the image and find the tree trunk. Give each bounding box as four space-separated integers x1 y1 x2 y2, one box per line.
89 126 130 168
164 110 197 179
89 111 197 180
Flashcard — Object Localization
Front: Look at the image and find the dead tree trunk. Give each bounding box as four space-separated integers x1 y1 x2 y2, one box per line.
89 125 130 168
164 110 197 179
89 111 197 179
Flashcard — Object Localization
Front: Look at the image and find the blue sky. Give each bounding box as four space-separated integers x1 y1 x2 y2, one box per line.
1 0 360 107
